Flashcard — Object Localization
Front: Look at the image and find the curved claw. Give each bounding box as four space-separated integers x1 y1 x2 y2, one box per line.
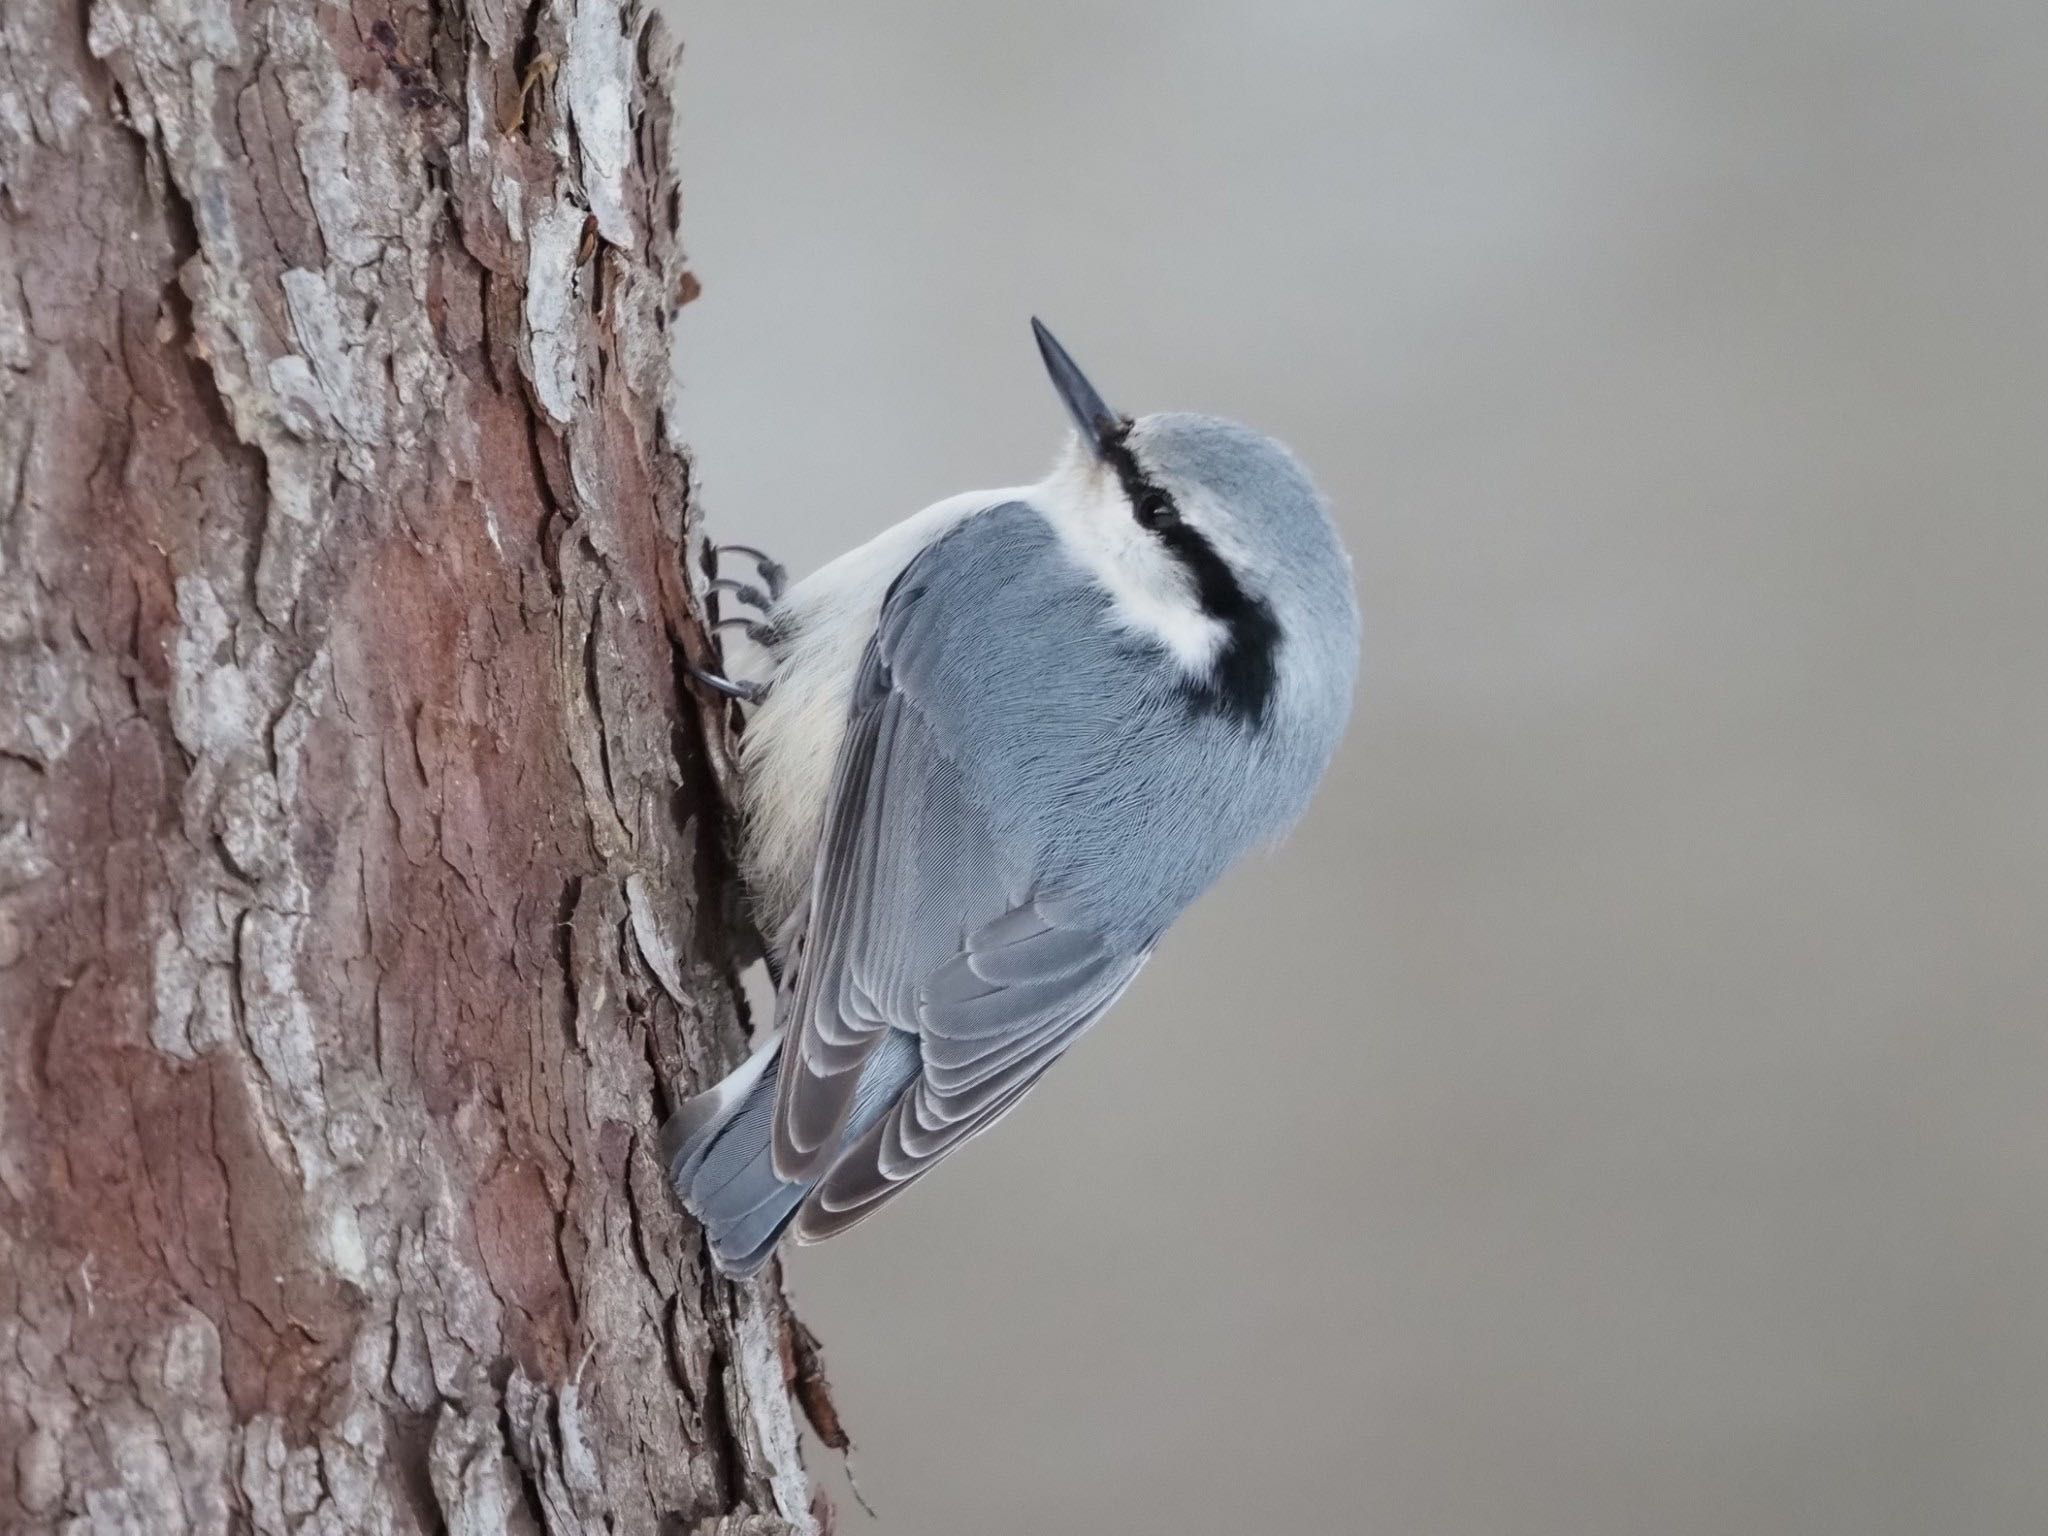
715 544 788 602
687 662 767 705
712 615 778 647
709 576 772 613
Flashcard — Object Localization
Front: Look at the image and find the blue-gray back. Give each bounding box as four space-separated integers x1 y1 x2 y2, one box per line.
890 501 1342 950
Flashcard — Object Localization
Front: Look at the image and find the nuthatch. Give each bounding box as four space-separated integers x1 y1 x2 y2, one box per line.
668 321 1359 1276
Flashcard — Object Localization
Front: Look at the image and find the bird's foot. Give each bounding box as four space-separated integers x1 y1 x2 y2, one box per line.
713 615 779 648
711 543 788 604
693 543 785 707
709 576 774 615
687 661 768 706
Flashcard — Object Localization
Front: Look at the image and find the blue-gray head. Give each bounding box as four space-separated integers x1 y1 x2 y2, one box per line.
1029 319 1360 732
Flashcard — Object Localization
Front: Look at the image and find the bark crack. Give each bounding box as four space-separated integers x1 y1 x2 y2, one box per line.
1 0 818 1525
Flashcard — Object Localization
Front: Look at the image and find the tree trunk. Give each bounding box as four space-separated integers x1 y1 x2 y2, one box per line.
0 0 823 1529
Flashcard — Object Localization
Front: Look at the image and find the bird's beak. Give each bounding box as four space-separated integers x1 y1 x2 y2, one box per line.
1031 317 1125 460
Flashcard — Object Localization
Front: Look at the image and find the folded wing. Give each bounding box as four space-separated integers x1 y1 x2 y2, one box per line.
767 522 1150 1234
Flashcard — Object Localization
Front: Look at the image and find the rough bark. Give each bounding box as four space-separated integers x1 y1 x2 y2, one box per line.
0 0 821 1529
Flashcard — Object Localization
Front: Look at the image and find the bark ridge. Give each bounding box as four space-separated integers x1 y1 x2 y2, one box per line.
0 0 817 1528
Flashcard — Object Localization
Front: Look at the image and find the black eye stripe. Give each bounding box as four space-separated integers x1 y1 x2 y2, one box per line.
1099 428 1279 725
1134 489 1177 529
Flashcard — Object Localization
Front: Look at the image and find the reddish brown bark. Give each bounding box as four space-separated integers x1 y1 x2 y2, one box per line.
0 0 817 1528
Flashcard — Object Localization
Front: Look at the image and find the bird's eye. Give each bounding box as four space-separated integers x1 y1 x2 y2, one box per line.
1135 491 1178 530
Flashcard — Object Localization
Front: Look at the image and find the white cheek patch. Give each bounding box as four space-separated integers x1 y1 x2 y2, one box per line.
1035 452 1226 671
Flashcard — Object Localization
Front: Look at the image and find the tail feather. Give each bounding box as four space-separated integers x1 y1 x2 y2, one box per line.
659 1029 782 1179
663 1032 812 1277
664 1029 923 1277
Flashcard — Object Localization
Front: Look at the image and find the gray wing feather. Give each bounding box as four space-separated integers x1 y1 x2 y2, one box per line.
772 550 1039 1178
770 672 906 1172
793 907 1145 1241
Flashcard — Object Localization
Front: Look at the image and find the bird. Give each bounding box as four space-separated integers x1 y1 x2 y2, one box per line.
666 320 1360 1277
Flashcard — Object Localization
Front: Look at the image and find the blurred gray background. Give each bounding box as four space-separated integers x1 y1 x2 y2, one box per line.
661 2 2048 1531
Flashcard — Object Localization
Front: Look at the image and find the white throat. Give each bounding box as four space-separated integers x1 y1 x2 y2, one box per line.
1033 447 1227 671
